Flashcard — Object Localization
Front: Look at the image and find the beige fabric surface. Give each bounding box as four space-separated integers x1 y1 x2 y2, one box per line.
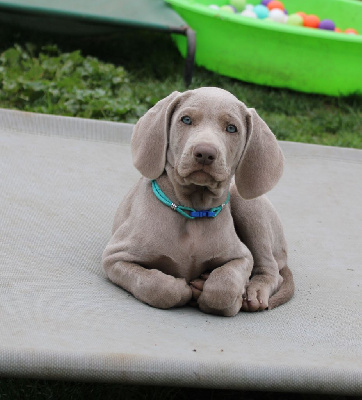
0 109 361 394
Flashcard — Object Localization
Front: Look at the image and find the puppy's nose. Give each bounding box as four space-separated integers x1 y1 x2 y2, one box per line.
193 144 217 165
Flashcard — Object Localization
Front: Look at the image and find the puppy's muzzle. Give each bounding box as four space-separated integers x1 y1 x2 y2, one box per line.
193 143 217 166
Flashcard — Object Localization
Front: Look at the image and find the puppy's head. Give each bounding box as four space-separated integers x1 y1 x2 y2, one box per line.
132 87 284 199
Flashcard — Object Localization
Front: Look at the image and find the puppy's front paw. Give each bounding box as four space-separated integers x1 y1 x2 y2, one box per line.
197 269 246 317
138 270 192 309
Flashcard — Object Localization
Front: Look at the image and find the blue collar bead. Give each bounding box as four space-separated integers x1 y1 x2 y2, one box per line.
151 179 230 220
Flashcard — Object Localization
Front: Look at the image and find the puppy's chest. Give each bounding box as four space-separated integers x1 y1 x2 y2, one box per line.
177 221 218 255
143 215 242 280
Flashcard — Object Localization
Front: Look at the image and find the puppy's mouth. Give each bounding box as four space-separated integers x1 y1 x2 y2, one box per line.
176 165 226 190
185 170 215 186
174 150 230 190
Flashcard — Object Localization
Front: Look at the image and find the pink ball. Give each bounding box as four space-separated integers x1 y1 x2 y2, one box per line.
319 19 335 31
345 28 358 35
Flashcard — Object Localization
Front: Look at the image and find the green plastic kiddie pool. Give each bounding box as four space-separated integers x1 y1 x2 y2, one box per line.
166 0 362 96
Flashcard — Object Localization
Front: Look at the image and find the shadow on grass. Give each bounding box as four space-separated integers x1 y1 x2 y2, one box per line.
1 378 359 400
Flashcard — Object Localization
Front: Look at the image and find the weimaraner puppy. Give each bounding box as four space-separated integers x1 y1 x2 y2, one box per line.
102 87 294 317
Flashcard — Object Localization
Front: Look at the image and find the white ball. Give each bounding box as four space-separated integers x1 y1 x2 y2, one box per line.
245 4 254 11
269 8 287 23
240 9 257 18
208 4 219 10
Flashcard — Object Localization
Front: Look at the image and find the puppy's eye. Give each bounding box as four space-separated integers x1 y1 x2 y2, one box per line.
226 124 237 133
181 116 192 125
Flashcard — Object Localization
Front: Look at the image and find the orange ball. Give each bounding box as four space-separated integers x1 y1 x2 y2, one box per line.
334 27 342 33
267 1 284 11
345 28 358 35
304 14 320 28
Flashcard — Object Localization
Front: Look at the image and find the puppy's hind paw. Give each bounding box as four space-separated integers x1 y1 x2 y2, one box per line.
241 283 269 312
175 279 194 307
189 273 210 304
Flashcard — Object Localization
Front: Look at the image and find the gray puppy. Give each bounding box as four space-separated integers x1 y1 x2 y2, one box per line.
103 87 294 316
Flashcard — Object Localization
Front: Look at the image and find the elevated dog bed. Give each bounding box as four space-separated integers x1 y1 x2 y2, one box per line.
0 109 361 395
0 0 195 85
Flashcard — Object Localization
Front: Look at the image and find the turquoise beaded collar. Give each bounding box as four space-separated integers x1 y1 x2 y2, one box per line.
151 179 230 220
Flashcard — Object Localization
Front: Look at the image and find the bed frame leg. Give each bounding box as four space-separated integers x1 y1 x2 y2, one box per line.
183 27 196 87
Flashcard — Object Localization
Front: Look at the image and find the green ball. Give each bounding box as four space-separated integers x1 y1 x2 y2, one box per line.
229 0 246 12
220 5 235 12
287 14 304 26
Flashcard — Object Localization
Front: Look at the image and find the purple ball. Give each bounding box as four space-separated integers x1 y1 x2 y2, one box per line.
319 19 335 31
261 0 272 5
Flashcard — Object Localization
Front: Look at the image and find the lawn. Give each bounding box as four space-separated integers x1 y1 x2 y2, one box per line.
0 22 361 400
0 25 361 148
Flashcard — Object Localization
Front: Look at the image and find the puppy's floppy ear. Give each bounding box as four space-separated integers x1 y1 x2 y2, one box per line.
235 108 284 200
131 91 181 179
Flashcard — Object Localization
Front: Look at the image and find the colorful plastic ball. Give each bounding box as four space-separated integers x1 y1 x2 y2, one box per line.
245 4 254 11
230 0 246 12
345 28 358 35
287 14 303 26
319 19 335 31
208 4 219 10
295 12 306 24
220 5 236 12
334 27 342 33
304 14 320 28
261 0 272 5
267 1 284 11
269 8 286 23
254 4 269 19
296 11 307 18
240 9 257 18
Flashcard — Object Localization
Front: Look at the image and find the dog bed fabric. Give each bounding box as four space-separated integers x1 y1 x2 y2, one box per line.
0 109 361 395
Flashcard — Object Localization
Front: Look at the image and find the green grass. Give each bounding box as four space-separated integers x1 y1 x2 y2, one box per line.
0 23 361 400
0 25 360 148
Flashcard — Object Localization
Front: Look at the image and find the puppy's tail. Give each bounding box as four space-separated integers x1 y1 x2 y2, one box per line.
268 265 295 310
